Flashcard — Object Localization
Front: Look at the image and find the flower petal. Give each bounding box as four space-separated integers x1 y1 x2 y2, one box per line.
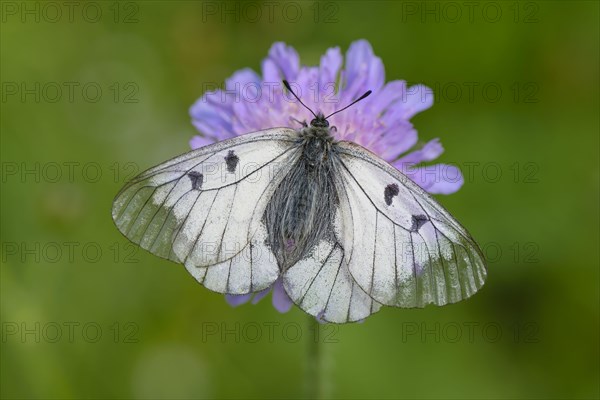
223 68 263 134
189 135 215 150
294 66 321 114
225 68 261 91
319 46 342 90
396 138 444 165
315 310 327 324
341 39 385 102
261 42 300 82
190 91 236 140
272 278 293 313
401 84 434 119
366 80 407 115
251 287 271 304
402 163 464 195
225 294 253 307
370 120 418 161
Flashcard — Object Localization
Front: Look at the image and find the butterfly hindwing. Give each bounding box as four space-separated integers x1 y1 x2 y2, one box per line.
281 184 382 323
336 141 487 308
112 128 301 293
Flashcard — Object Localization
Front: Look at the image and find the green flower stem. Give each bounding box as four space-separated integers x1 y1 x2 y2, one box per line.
306 314 322 399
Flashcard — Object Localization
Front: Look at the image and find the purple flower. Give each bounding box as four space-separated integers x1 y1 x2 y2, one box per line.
225 277 293 314
189 40 464 314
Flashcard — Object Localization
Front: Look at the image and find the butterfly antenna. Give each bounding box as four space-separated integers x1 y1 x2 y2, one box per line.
325 90 372 119
283 80 317 118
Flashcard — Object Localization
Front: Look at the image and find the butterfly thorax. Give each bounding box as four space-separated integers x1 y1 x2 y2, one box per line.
298 113 336 165
264 119 340 270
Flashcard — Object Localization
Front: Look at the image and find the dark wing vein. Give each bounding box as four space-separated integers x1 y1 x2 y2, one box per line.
182 189 219 264
321 248 345 317
297 243 340 305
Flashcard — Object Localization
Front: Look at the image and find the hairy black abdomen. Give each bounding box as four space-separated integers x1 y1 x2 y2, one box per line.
264 140 339 269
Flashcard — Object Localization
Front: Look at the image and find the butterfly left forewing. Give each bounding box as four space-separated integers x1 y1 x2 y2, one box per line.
112 128 301 293
335 141 487 308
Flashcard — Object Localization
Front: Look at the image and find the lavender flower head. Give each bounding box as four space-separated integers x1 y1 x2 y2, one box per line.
189 39 464 315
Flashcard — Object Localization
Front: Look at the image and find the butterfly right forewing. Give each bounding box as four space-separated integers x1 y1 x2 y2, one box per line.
335 141 487 308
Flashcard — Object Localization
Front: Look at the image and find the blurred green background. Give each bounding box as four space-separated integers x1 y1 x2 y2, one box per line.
1 1 598 399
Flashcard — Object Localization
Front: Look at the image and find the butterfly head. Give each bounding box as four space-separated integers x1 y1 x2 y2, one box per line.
282 80 371 134
302 114 333 142
304 112 335 144
310 113 330 128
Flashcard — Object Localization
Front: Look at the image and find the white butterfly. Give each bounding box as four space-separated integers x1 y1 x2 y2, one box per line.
112 82 486 323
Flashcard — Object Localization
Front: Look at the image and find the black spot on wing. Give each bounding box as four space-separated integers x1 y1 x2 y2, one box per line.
410 214 428 232
187 171 203 190
384 183 399 206
225 150 239 173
